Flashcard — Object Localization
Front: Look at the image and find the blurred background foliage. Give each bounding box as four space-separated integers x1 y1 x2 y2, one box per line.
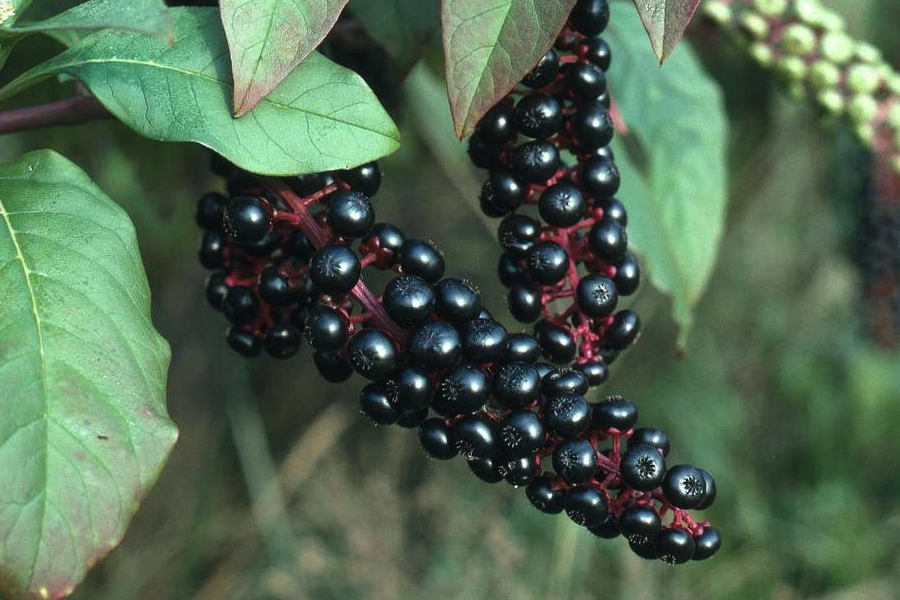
2 0 900 598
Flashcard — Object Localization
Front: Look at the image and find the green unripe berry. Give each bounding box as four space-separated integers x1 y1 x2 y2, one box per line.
816 90 844 114
808 61 840 90
754 0 788 17
888 76 900 96
848 95 878 124
781 24 817 56
739 13 770 40
855 43 881 64
887 104 900 129
854 123 874 144
748 43 774 66
776 56 808 82
818 10 844 32
794 0 824 25
847 64 882 95
891 157 900 176
820 33 854 64
702 1 732 25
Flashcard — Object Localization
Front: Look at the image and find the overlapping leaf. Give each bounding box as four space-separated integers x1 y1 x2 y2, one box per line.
0 150 177 600
0 7 400 175
220 0 349 117
631 0 702 62
442 0 577 138
351 0 440 71
0 0 171 41
607 3 728 344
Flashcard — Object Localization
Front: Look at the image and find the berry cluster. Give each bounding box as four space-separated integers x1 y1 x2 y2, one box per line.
195 157 720 563
467 0 640 377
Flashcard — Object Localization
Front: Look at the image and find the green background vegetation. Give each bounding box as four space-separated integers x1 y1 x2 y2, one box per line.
2 1 899 598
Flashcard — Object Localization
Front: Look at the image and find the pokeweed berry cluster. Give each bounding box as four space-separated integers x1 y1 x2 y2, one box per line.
467 0 639 375
195 171 720 562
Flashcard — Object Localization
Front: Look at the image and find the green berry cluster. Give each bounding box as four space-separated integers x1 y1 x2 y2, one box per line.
702 0 900 174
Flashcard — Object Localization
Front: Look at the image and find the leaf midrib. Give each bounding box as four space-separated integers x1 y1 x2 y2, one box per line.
0 185 49 591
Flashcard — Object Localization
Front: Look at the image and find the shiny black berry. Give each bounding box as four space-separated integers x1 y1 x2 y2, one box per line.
539 183 586 227
500 333 542 364
485 169 526 212
576 274 618 318
468 132 503 169
499 214 541 256
383 275 435 326
226 327 261 357
477 103 515 145
574 360 609 386
327 190 375 238
305 305 348 351
663 464 708 509
409 321 461 369
397 239 445 283
629 427 671 456
434 278 482 323
579 37 612 70
619 505 661 545
565 486 608 527
620 443 666 491
359 382 401 425
499 410 546 458
581 155 620 198
286 229 316 261
205 273 229 310
544 392 591 437
461 319 508 362
310 245 361 296
347 328 398 380
693 527 722 560
263 323 303 359
572 101 614 149
199 231 226 269
258 266 302 307
498 252 527 286
527 242 569 285
570 0 610 36
508 282 543 323
435 364 489 416
453 413 498 458
655 528 695 564
223 286 259 326
523 49 560 88
468 456 504 483
696 468 718 510
363 222 405 257
614 253 641 296
313 350 353 383
514 93 562 139
339 162 381 195
588 218 628 262
607 310 641 349
563 62 607 101
526 474 565 513
592 396 638 431
535 321 578 363
513 141 560 183
419 418 457 460
503 456 540 487
552 437 598 484
541 368 589 396
493 361 542 408
223 196 273 244
196 191 228 231
588 515 620 539
596 196 627 225
394 366 433 411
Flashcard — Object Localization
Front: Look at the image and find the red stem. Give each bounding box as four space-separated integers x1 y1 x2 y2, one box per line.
0 94 110 135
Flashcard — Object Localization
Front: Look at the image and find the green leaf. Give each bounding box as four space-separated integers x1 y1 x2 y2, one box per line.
0 7 400 176
442 0 577 138
630 0 702 63
607 3 728 345
220 0 349 117
0 149 176 600
351 0 440 71
1 0 172 41
0 0 30 27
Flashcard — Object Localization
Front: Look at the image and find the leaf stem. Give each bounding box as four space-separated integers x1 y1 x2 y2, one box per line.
0 94 110 135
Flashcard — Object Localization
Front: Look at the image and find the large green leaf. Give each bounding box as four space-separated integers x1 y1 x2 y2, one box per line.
442 0 577 138
0 150 176 600
0 7 399 176
351 0 440 71
0 0 171 41
0 0 30 27
607 3 728 344
630 0 702 63
220 0 349 117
